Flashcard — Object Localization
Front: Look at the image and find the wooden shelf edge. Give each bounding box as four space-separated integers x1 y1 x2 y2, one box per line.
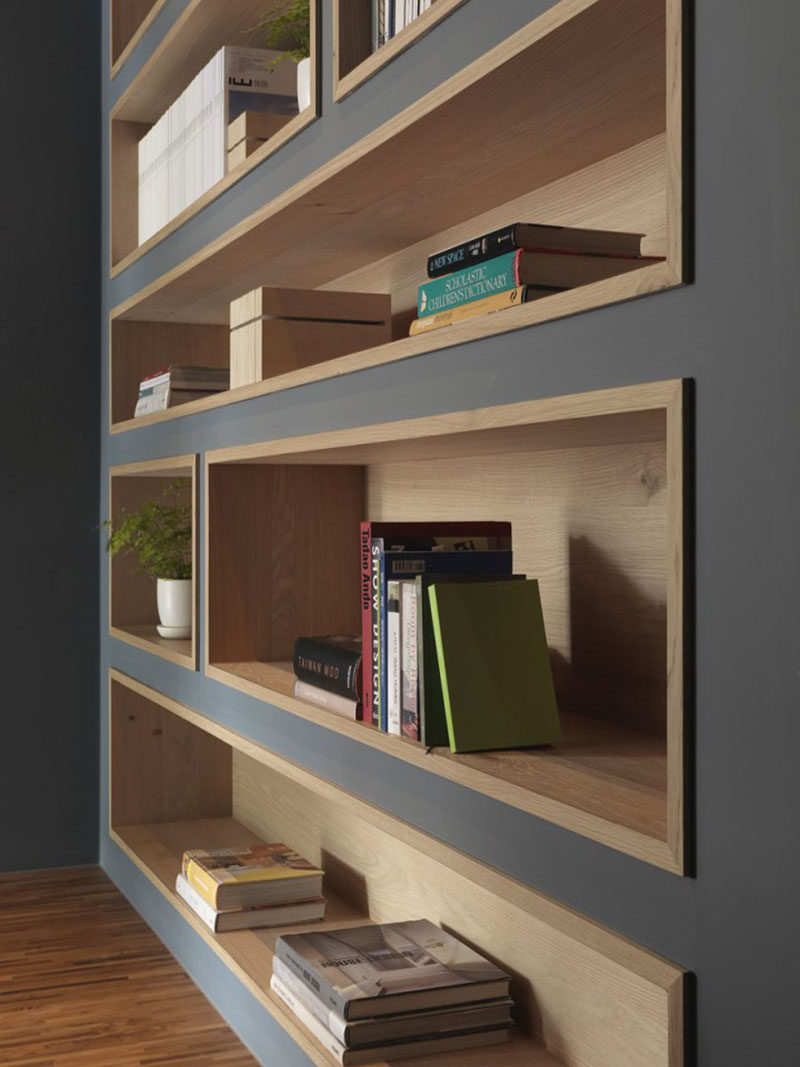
109 265 679 435
110 0 169 79
110 106 319 280
333 0 468 102
110 625 196 670
203 662 679 874
109 455 196 477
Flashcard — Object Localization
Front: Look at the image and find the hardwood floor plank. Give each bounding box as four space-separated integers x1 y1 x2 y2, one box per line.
0 867 257 1066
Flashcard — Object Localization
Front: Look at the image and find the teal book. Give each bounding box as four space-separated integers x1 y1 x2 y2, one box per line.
428 579 561 753
417 251 518 318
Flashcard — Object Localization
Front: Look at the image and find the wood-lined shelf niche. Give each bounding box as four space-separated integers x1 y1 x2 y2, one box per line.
108 456 198 669
109 669 685 1067
333 0 467 100
110 0 166 77
205 380 686 872
110 0 321 274
110 0 683 435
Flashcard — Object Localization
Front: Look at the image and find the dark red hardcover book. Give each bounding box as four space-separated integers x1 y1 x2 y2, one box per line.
359 522 513 732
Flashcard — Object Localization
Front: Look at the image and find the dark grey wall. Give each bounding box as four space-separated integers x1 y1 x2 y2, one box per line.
0 4 99 870
101 2 800 1065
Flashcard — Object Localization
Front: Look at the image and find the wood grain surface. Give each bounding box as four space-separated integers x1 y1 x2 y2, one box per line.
0 866 257 1065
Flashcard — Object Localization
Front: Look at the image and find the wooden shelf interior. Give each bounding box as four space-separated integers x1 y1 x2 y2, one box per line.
111 0 319 267
111 0 163 73
109 459 197 668
109 672 683 1067
334 0 467 99
205 384 684 868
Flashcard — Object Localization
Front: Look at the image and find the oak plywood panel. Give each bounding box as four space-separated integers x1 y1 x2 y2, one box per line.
110 679 232 827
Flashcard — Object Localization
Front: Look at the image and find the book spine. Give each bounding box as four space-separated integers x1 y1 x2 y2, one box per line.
417 251 518 318
387 580 402 736
359 523 373 722
378 549 388 731
175 874 219 933
426 225 520 278
409 286 529 335
183 858 221 909
270 975 348 1064
370 539 382 726
273 957 349 1044
293 637 362 700
294 680 360 720
275 938 350 1020
427 587 457 752
400 581 419 739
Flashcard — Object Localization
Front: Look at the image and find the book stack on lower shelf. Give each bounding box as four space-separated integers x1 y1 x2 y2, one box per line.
176 843 326 934
410 223 661 336
272 919 514 1065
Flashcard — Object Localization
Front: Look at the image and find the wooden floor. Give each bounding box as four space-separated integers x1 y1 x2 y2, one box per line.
0 866 258 1066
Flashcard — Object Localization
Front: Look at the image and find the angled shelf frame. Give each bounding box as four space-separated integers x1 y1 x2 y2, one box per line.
109 0 684 434
110 0 168 77
110 0 321 274
108 455 198 669
109 669 685 1067
204 380 687 873
333 0 468 100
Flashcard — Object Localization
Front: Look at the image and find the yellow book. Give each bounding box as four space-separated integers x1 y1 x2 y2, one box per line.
409 285 547 336
182 843 324 910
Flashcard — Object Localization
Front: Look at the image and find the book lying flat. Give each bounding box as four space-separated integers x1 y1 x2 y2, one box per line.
271 973 512 1065
182 844 323 910
275 919 511 1021
428 579 561 752
175 874 325 933
273 956 513 1047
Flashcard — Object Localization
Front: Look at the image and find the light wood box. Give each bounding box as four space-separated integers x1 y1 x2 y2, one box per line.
110 669 685 1067
229 287 392 390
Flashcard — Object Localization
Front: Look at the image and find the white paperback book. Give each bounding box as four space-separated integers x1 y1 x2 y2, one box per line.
387 579 402 735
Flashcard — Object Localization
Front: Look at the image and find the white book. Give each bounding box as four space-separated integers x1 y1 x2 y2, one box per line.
293 680 360 720
176 874 326 933
273 957 351 1044
387 579 402 735
395 0 405 35
400 580 419 739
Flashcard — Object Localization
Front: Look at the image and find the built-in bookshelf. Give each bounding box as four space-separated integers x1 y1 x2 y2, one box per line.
110 0 321 271
108 0 682 435
109 669 684 1067
204 380 685 873
108 456 198 669
333 0 467 100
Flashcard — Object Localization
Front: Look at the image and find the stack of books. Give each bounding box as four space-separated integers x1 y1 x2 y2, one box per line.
134 365 229 417
138 45 298 244
373 1 433 49
175 843 325 933
410 222 661 335
271 919 514 1064
292 635 362 720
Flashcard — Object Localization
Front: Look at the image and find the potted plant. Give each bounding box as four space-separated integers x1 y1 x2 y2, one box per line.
255 0 312 111
103 480 193 639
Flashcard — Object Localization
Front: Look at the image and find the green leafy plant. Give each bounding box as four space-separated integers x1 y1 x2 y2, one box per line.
254 0 310 63
103 480 192 580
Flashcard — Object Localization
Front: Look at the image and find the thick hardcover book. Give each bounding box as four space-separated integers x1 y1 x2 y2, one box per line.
360 522 511 732
408 285 564 336
275 919 511 1021
175 874 325 933
293 635 362 700
417 249 663 318
428 579 561 752
270 973 511 1065
426 222 645 278
182 844 323 910
273 957 512 1048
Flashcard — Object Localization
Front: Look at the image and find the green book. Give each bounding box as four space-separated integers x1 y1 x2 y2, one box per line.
428 579 561 753
417 251 518 318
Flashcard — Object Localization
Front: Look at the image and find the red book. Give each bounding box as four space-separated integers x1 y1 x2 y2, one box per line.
359 521 513 732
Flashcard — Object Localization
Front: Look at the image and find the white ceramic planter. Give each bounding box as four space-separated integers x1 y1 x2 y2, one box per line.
156 578 192 639
296 56 311 112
